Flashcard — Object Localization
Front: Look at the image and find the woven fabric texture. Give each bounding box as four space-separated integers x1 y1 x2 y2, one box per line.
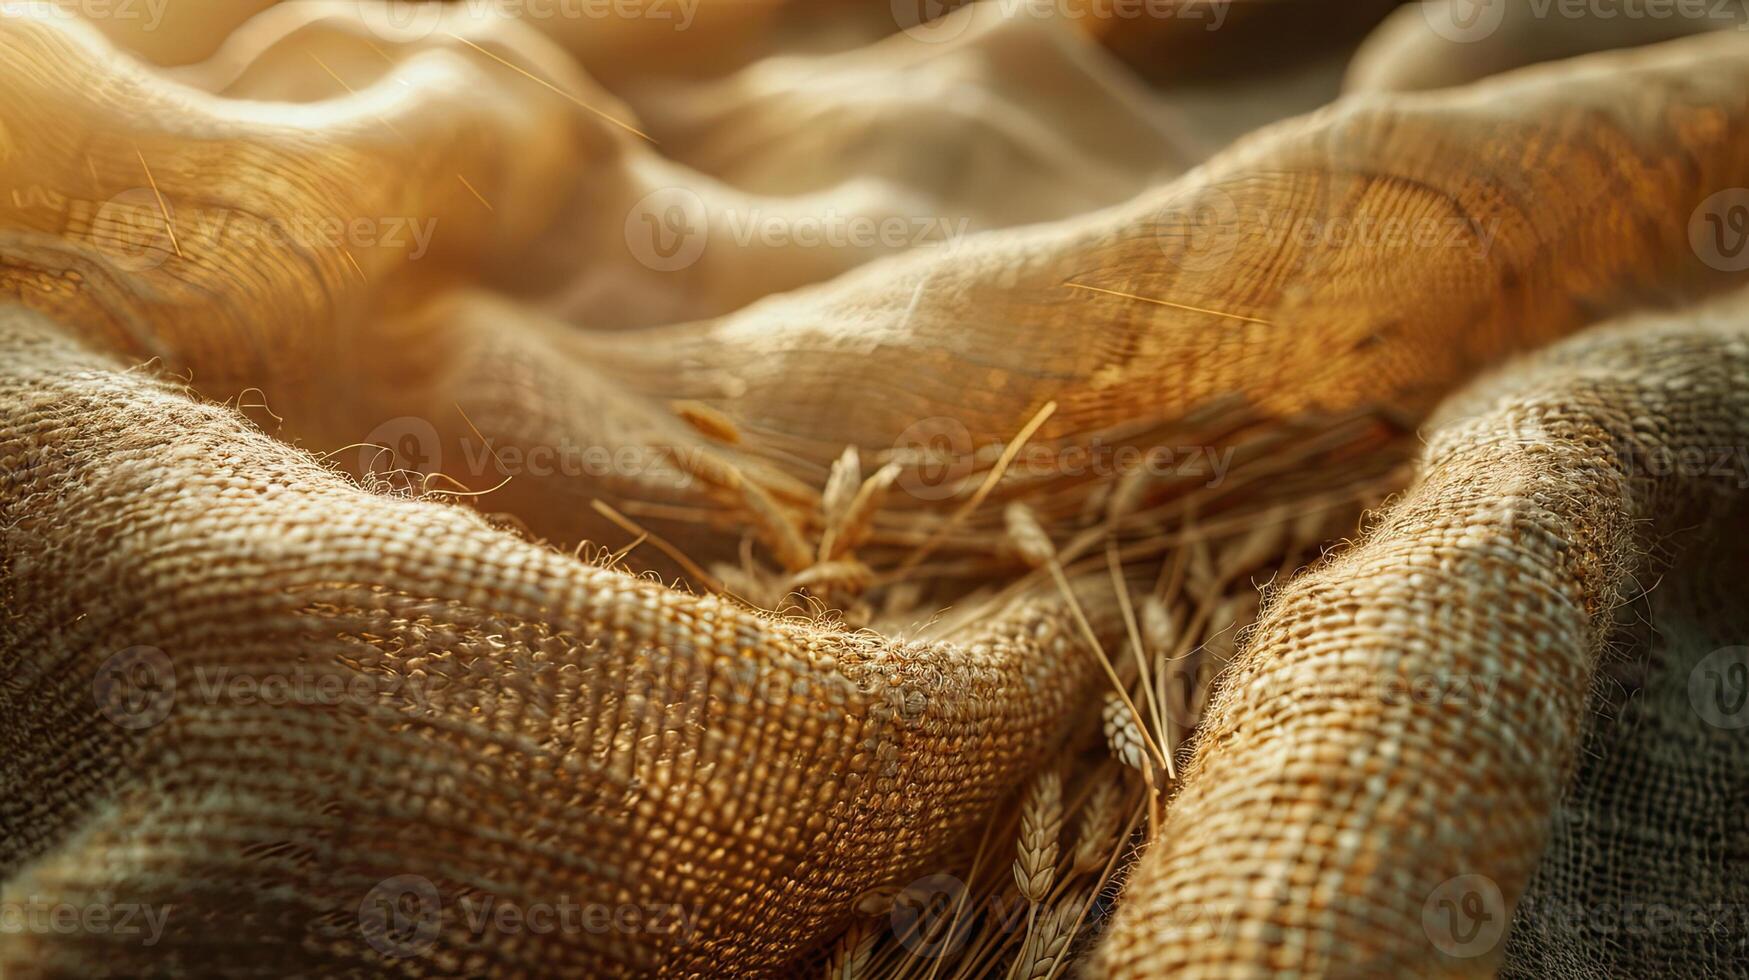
4 2 1749 977
1098 290 1749 977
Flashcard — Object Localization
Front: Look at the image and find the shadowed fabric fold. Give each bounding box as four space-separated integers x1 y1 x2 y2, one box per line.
0 305 1101 975
1098 289 1749 977
5 2 1749 976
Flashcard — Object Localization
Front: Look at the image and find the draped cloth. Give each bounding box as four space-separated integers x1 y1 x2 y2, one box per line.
3 1 1749 975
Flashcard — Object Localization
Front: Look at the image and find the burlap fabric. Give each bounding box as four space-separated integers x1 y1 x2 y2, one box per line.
1097 289 1749 978
5 1 1749 976
0 303 1110 975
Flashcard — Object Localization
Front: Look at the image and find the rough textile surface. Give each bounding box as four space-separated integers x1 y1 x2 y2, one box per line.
1099 293 1749 977
0 305 1092 976
3 1 1749 976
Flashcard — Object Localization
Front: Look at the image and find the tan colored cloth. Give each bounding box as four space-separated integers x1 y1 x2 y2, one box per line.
1099 288 1749 977
0 304 1091 975
5 1 1749 976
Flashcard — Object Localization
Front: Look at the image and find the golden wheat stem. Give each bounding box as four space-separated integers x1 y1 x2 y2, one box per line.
1105 540 1172 781
1016 900 1079 980
1041 793 1146 980
1004 904 1039 980
915 804 1001 980
826 922 877 979
1012 770 1061 904
1042 558 1168 773
1070 780 1123 876
829 461 902 561
671 399 743 445
895 400 1057 577
589 499 722 592
818 446 862 560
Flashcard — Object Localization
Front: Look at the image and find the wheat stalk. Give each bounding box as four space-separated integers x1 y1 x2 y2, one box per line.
1004 502 1057 569
894 400 1057 576
589 498 724 592
1012 770 1062 904
738 474 815 573
1216 506 1288 584
786 559 874 595
671 399 743 444
1070 780 1123 875
1104 463 1152 523
1101 691 1147 772
1185 536 1218 600
825 461 902 561
1140 595 1177 658
1015 899 1080 980
1107 542 1173 783
826 922 878 979
1002 503 1169 777
818 446 863 561
712 562 781 609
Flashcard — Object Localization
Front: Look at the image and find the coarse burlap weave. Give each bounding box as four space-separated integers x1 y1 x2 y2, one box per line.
4 1 1749 976
1099 288 1749 978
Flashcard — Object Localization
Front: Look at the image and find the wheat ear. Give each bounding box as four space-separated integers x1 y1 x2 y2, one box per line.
1013 770 1062 903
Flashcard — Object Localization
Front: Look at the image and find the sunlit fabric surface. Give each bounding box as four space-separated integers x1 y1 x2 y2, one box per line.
4 1 1749 976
